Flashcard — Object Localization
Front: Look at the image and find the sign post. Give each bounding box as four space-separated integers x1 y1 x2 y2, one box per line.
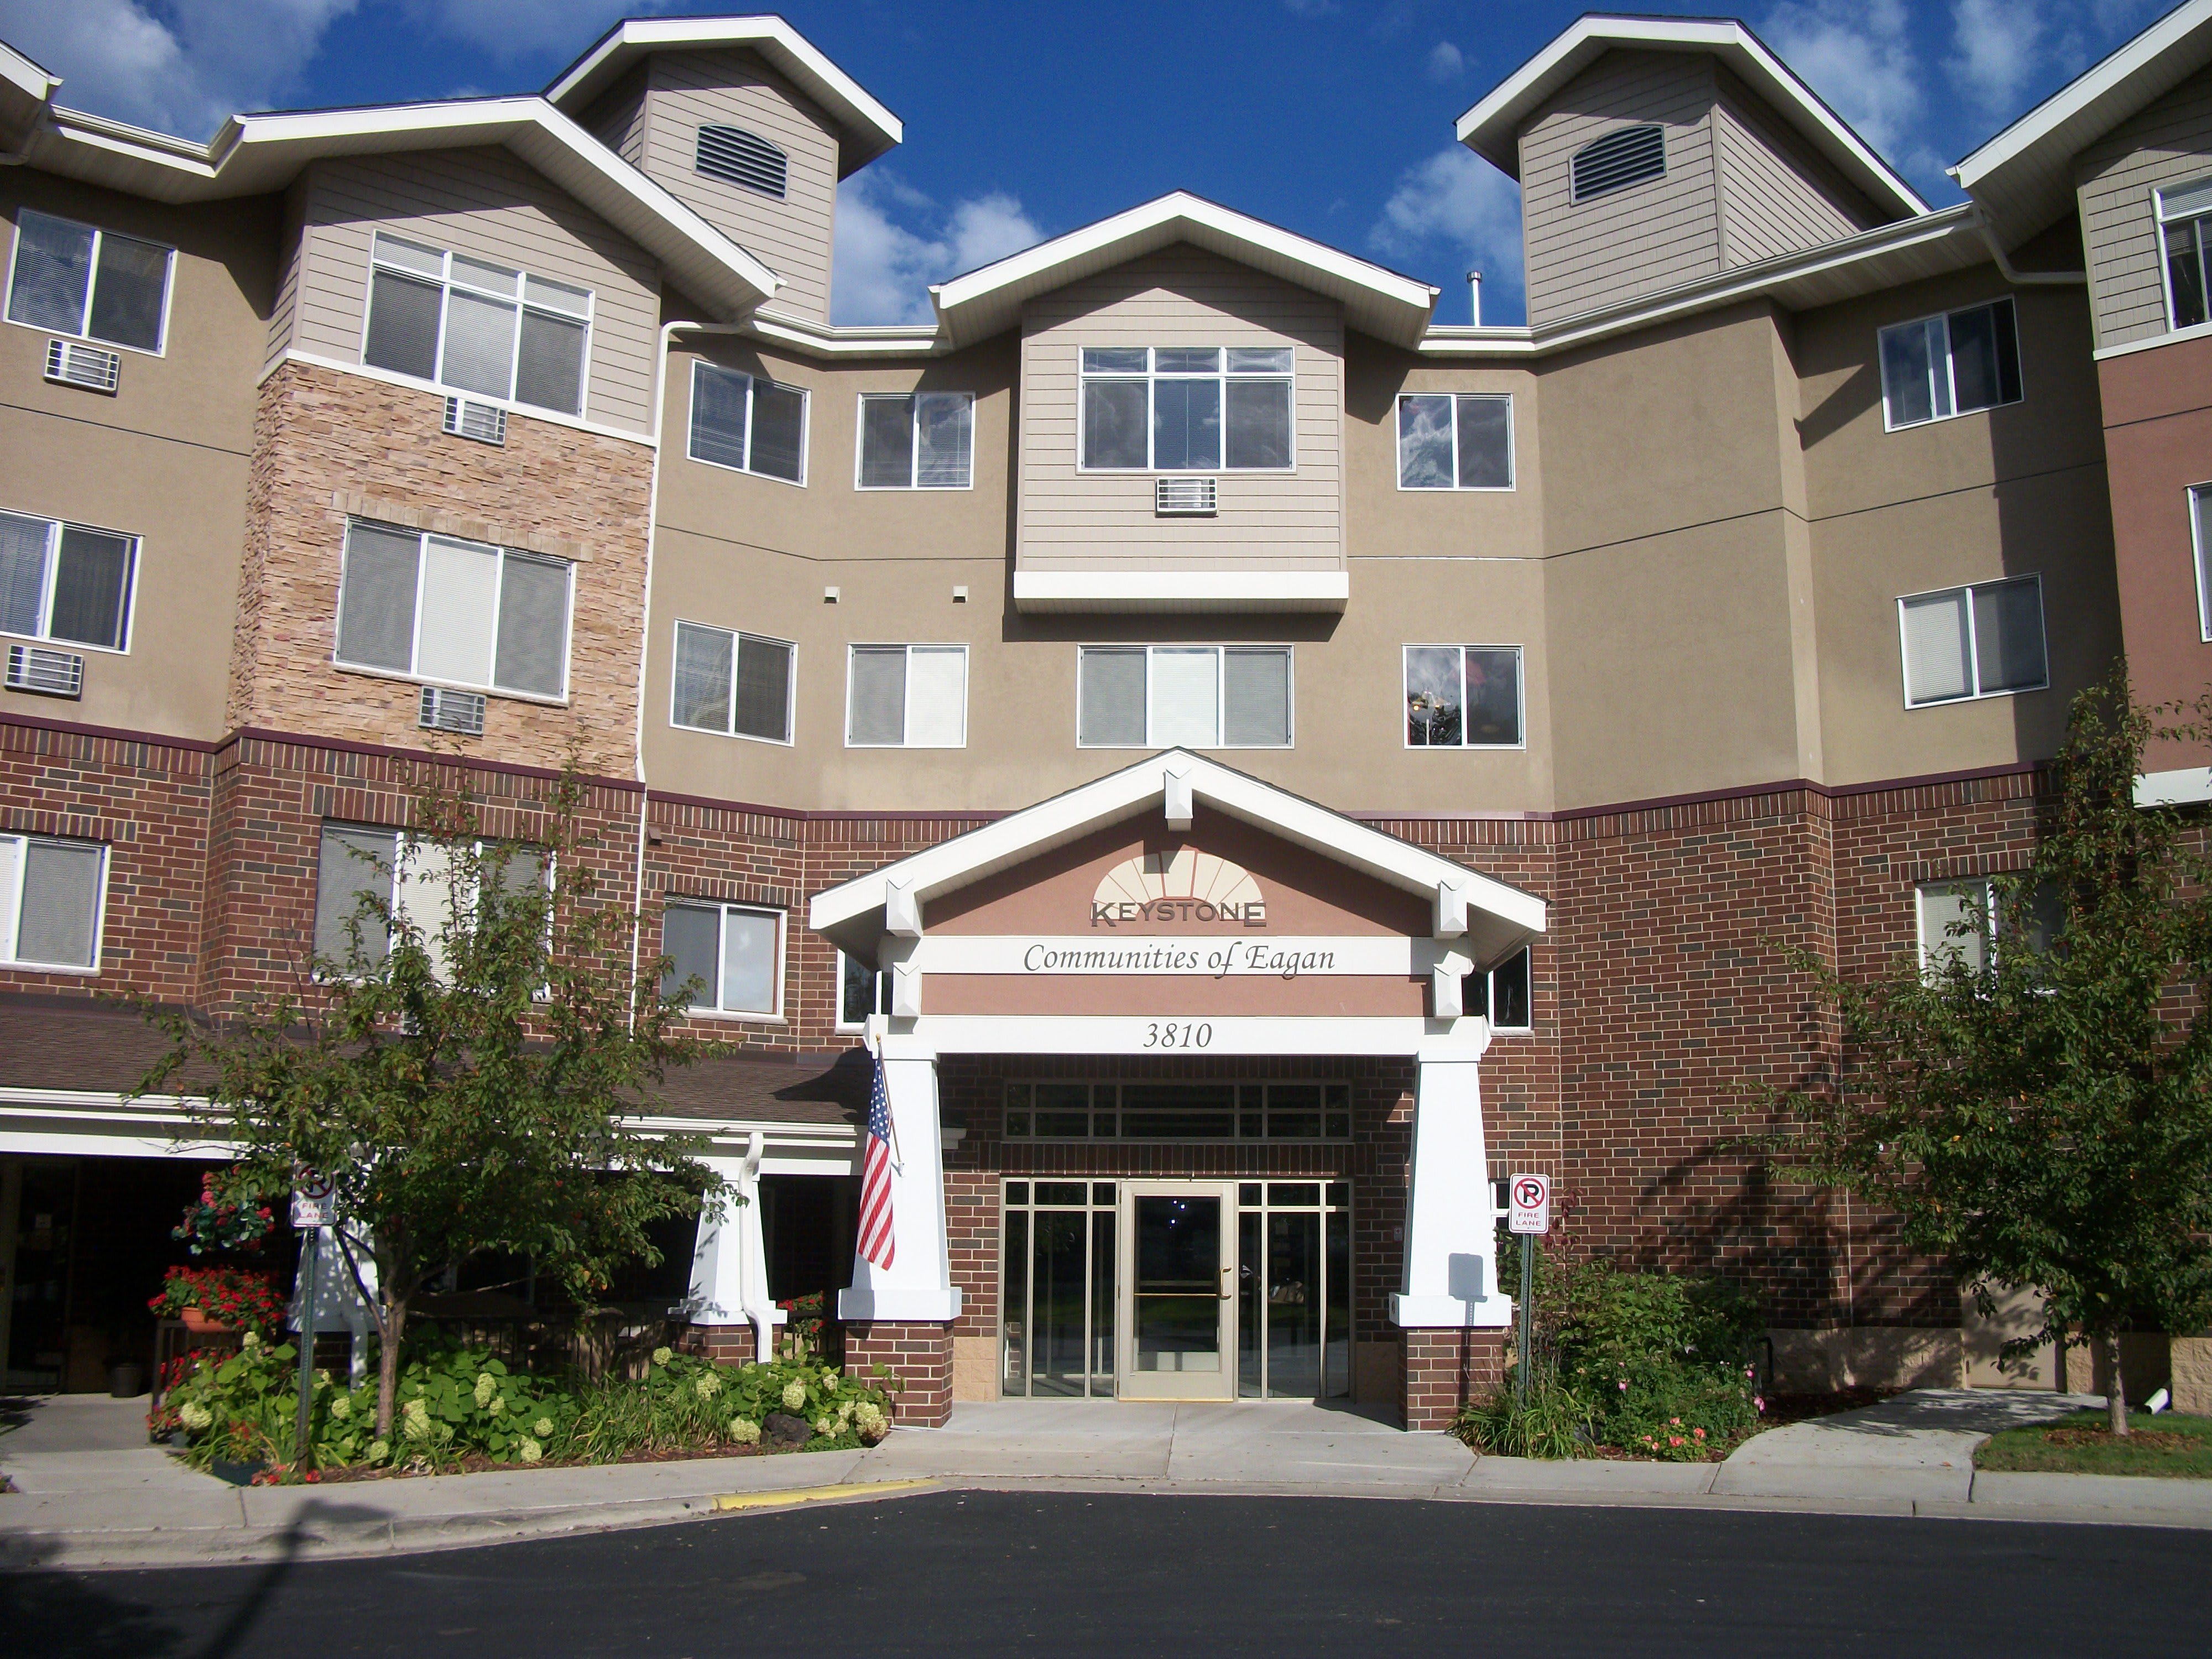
290 1175 336 1467
1507 1173 1551 1410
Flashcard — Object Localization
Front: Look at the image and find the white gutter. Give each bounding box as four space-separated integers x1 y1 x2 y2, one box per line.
1968 208 2087 285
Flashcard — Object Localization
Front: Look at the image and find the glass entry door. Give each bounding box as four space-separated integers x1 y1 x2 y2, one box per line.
1118 1182 1238 1400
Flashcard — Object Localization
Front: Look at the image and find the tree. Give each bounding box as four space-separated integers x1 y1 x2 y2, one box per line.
141 763 720 1441
1760 666 2212 1434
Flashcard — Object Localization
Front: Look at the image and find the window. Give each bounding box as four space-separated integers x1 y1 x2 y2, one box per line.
312 825 546 977
838 949 889 1029
1571 124 1666 202
1405 645 1523 748
1004 1081 1352 1141
688 361 807 483
1078 347 1293 472
1396 393 1512 490
670 620 794 743
696 124 787 199
0 833 106 970
2158 176 2212 330
1879 298 2020 429
1897 576 2046 707
857 393 974 488
361 234 591 416
1917 879 1994 975
661 900 782 1016
334 520 573 697
6 208 171 353
1463 947 1532 1031
847 644 967 747
0 511 135 651
2193 486 2212 641
1077 644 1292 748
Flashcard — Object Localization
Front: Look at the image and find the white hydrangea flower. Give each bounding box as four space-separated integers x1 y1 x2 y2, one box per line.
812 1415 834 1437
328 1395 352 1421
488 1395 507 1415
178 1402 213 1431
781 1381 807 1413
534 1416 554 1438
652 1345 674 1366
241 1331 260 1350
854 1402 887 1438
402 1397 432 1440
695 1373 722 1400
367 1439 389 1463
474 1374 495 1408
728 1417 761 1445
518 1437 542 1464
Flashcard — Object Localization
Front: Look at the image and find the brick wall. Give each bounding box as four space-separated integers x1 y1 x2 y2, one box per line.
1403 1327 1508 1430
843 1319 953 1426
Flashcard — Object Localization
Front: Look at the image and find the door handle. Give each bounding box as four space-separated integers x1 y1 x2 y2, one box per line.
1219 1266 1233 1301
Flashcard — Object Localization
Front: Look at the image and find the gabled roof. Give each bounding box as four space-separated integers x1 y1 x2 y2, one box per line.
17 95 779 317
546 14 902 176
0 38 56 145
1954 0 2212 247
928 191 1438 349
810 750 1546 971
1455 12 1927 223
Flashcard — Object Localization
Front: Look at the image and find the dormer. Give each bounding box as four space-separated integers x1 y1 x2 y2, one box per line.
549 18 902 324
1457 16 1924 326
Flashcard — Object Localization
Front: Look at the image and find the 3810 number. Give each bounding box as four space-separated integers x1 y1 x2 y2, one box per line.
1142 1021 1212 1049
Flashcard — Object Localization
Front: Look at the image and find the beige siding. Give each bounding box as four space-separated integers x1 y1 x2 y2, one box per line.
1016 246 1343 576
582 64 650 166
288 148 664 434
1712 67 1878 267
263 174 309 373
635 49 838 324
1520 50 1721 326
2076 61 2212 349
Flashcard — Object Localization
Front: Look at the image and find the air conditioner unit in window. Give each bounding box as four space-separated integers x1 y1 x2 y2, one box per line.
45 339 121 393
1155 476 1218 516
4 643 85 698
419 685 487 735
442 396 506 445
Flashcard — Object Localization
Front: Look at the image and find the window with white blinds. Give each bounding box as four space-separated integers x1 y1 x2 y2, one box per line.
0 834 106 970
670 620 795 744
1898 576 2046 707
312 825 546 979
661 900 782 1015
847 644 968 747
0 510 136 650
6 208 172 353
1077 645 1292 748
334 520 572 698
361 233 592 416
688 361 807 483
857 393 974 488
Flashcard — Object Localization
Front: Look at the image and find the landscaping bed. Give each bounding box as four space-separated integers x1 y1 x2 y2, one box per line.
1975 1410 2212 1479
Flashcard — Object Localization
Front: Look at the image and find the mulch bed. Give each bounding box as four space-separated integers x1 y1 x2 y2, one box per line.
2043 1426 2193 1453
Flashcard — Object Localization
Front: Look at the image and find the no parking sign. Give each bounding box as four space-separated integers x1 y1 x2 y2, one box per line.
1508 1173 1550 1235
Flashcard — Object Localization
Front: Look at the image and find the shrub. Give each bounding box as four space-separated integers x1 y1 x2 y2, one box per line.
148 1266 290 1332
564 1350 888 1460
1452 1365 1592 1459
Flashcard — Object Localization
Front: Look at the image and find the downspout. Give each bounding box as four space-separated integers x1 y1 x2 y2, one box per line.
1970 207 2086 286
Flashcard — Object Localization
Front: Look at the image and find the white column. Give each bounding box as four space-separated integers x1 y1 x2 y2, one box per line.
837 1047 962 1323
1391 1041 1512 1329
686 1139 785 1360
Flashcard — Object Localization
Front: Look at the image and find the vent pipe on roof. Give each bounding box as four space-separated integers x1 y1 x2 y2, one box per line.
1467 270 1482 326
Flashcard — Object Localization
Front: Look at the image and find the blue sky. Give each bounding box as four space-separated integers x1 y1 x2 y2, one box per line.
0 1 2179 324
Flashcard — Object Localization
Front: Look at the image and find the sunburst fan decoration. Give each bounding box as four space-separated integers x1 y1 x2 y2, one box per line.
1092 848 1261 911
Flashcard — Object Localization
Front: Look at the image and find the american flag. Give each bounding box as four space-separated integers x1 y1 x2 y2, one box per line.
857 1044 897 1269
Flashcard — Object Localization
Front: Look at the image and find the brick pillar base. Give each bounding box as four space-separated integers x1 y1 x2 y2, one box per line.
843 1320 954 1427
684 1323 756 1365
1401 1328 1509 1431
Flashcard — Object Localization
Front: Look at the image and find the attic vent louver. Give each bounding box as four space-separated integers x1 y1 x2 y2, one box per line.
696 124 788 200
1570 124 1666 204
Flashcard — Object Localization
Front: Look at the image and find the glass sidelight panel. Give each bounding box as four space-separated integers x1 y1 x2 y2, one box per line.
1002 1208 1029 1394
1001 1181 1116 1397
1031 1212 1089 1396
1266 1211 1322 1398
1133 1194 1222 1374
1235 1183 1353 1399
1238 1212 1262 1397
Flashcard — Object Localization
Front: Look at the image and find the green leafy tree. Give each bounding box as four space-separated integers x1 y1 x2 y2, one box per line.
141 763 720 1440
1761 667 2212 1433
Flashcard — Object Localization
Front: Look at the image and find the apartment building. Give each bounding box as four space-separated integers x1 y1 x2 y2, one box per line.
0 7 2203 1425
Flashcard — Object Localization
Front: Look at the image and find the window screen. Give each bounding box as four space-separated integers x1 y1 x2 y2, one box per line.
859 393 975 488
0 512 137 650
334 521 571 696
1078 647 1146 746
1223 648 1292 747
314 826 397 968
2 836 105 968
690 362 806 482
1077 645 1292 747
360 234 590 414
2159 179 2212 330
672 620 794 742
1917 880 1991 974
661 901 781 1014
6 209 171 351
1900 577 2045 706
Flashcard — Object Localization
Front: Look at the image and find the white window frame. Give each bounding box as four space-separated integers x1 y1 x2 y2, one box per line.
312 826 551 980
2190 483 2212 642
3 207 176 357
1074 644 1295 749
332 522 575 702
667 619 797 746
844 643 969 748
853 392 977 490
1916 878 1996 976
0 833 108 973
836 948 888 1031
2157 180 2212 333
358 233 595 416
0 510 140 655
665 899 786 1020
1074 346 1297 476
1401 644 1526 750
1472 945 1533 1033
1392 393 1515 491
1878 297 2022 432
686 360 810 487
1895 575 2048 709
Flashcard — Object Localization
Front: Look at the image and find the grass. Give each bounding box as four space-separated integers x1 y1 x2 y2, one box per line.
1975 1410 2212 1478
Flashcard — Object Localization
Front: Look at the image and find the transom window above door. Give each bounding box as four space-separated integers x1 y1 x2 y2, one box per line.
1004 1081 1352 1141
361 233 592 417
1078 347 1294 472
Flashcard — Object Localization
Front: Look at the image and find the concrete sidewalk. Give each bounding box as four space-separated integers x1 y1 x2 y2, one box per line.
5 1389 2209 1571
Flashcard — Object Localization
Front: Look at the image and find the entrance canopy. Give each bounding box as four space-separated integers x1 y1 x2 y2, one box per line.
810 751 1544 1058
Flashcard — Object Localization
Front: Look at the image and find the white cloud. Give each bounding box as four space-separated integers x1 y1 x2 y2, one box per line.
1369 144 1524 322
832 173 1045 325
1425 42 1464 82
0 0 357 140
1760 0 1926 165
411 1 674 58
1948 0 2045 116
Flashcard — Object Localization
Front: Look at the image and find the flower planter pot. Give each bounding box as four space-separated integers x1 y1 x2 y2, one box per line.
210 1458 265 1486
108 1361 147 1398
179 1308 234 1334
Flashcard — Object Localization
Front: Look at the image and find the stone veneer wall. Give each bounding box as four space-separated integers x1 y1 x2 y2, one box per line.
231 363 652 775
